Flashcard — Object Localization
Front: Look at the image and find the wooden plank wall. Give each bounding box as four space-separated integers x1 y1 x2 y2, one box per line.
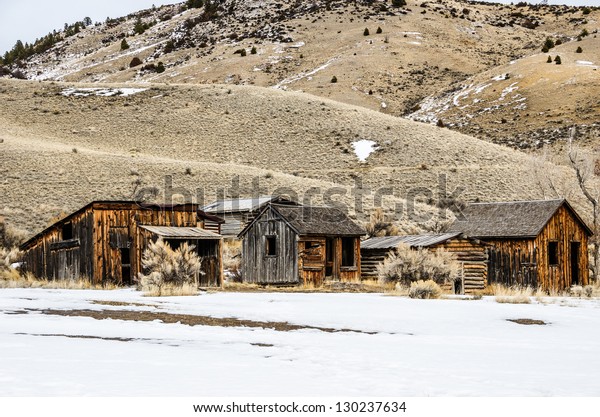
241 207 299 284
487 205 589 292
22 203 220 286
21 207 95 281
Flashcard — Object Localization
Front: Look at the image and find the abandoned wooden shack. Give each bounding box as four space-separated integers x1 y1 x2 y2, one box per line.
448 199 592 292
202 195 299 238
20 201 225 287
361 233 488 294
238 204 366 286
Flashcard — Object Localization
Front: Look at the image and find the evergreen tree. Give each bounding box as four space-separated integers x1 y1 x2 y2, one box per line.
576 46 583 53
121 39 130 50
364 28 370 36
547 55 552 63
392 0 407 6
554 55 561 65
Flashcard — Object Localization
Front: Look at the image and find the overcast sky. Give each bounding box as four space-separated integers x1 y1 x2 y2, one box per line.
0 0 596 55
0 0 181 54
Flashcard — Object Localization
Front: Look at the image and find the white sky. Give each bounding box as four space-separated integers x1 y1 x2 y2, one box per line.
0 0 597 55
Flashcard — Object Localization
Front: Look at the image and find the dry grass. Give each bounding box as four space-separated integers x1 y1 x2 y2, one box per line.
141 282 199 297
495 294 532 305
222 279 389 293
0 271 117 290
0 78 590 239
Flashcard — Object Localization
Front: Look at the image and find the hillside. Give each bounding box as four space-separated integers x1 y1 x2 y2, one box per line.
1 0 598 149
0 78 591 236
409 34 600 151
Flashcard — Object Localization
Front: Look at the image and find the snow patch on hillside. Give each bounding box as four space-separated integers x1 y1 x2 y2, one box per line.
352 140 378 162
61 87 147 97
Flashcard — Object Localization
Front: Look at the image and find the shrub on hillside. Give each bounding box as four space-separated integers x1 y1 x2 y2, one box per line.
364 28 370 36
392 0 407 7
377 243 459 287
554 55 561 65
129 57 142 68
576 46 583 53
364 208 399 238
121 39 129 51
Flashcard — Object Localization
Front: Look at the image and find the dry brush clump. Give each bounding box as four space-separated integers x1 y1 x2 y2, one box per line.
364 208 399 238
408 280 442 299
223 239 243 283
138 239 202 296
378 243 459 298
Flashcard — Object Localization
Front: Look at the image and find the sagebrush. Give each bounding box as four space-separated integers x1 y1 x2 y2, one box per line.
138 239 202 296
377 243 459 287
408 280 442 299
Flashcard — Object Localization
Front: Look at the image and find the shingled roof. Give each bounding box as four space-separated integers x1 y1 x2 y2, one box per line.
239 204 366 237
448 199 592 238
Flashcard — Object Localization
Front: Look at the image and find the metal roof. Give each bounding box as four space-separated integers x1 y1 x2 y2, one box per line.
448 199 592 238
139 225 222 240
361 233 462 250
202 195 296 214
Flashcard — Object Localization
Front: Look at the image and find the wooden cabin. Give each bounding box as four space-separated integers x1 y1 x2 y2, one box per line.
202 195 299 238
20 201 225 287
361 233 488 294
449 199 592 292
238 204 366 286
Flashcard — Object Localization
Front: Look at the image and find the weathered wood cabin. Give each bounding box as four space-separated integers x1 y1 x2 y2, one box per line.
361 233 488 294
449 199 592 292
238 204 366 286
202 195 299 238
20 201 225 287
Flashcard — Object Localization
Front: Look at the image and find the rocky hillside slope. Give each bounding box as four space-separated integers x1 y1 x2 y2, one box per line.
2 0 598 150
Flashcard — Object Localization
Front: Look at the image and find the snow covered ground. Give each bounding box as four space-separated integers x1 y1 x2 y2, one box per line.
1 289 599 396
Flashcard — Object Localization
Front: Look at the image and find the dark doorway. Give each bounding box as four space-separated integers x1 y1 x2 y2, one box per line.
325 238 334 277
571 242 580 285
120 248 131 285
341 238 355 267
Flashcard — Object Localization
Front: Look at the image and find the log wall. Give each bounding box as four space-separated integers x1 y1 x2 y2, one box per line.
360 238 488 294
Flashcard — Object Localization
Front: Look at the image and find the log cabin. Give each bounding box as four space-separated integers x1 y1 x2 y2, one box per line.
20 201 225 287
238 204 366 286
361 233 488 294
202 195 299 238
448 199 592 292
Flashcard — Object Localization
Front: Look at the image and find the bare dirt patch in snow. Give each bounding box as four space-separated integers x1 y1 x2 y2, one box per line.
507 318 547 326
36 308 380 334
90 300 157 308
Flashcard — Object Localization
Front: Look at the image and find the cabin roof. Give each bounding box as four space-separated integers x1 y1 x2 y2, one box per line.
361 233 465 250
202 195 297 214
448 199 593 239
139 225 222 240
239 204 366 237
20 200 224 250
